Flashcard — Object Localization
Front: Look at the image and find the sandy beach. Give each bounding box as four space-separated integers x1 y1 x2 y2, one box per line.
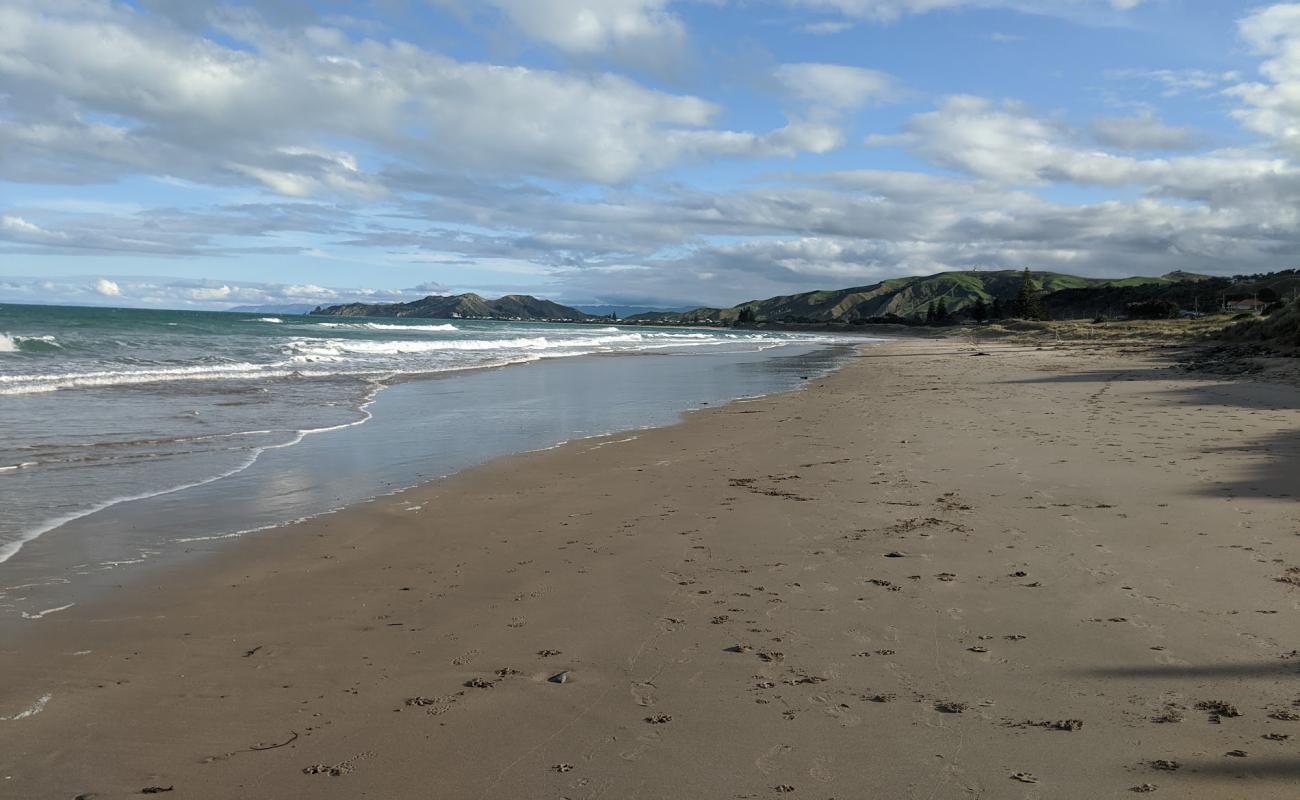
2 337 1298 799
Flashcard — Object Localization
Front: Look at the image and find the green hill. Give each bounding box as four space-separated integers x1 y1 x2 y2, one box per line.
311 293 599 322
625 268 1300 325
625 270 1165 325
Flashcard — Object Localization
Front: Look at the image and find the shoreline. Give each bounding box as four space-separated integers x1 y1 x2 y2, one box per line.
0 340 863 626
2 338 1298 798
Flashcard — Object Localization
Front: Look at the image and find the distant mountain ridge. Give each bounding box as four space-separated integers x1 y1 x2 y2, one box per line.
311 293 601 322
623 269 1300 325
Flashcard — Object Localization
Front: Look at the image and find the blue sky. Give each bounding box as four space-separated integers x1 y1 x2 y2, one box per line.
3 0 1300 310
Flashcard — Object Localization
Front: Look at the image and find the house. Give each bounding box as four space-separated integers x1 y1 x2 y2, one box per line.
1225 298 1268 313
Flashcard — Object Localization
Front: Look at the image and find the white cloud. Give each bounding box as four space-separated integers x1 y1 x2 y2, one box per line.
800 20 854 34
1229 4 1300 155
1107 67 1240 97
0 1 832 191
774 63 900 110
0 275 451 309
1090 112 1201 151
93 278 121 296
872 96 1288 200
470 0 685 55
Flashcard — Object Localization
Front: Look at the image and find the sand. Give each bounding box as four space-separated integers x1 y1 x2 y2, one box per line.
1 338 1298 799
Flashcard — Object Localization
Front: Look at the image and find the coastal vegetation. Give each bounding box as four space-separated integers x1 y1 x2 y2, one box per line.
623 268 1300 327
1221 296 1300 350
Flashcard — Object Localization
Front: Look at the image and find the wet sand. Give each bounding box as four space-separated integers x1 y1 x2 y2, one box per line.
2 338 1298 799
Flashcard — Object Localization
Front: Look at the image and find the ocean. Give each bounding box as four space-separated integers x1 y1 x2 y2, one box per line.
0 303 864 622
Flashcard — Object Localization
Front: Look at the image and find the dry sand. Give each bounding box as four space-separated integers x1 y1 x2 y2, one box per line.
2 338 1298 799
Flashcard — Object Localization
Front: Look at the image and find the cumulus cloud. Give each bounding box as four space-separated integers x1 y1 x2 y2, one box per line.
0 0 832 192
93 278 121 296
871 96 1290 203
1229 3 1300 155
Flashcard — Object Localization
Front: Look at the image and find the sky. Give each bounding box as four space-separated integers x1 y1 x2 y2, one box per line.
3 1 1300 311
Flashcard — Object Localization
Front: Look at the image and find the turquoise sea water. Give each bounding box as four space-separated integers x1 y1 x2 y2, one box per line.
0 304 861 620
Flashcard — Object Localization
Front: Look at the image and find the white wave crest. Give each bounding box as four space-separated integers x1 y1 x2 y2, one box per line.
0 361 295 395
0 333 60 353
256 317 283 324
315 322 459 332
288 333 651 357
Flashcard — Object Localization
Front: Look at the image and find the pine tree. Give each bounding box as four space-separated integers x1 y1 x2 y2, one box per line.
1013 269 1044 320
971 296 989 322
925 300 936 323
935 298 949 323
990 296 1004 319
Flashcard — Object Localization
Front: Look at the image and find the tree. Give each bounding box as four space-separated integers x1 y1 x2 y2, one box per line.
1125 299 1179 319
1013 268 1044 320
971 296 990 323
935 298 950 323
990 296 1005 320
736 306 757 326
925 300 937 323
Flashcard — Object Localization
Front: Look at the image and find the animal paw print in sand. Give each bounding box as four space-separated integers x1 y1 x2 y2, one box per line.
451 649 480 666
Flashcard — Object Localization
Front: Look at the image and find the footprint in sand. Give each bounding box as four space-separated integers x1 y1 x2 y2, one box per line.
754 743 793 775
619 729 663 762
631 681 657 707
809 754 835 783
675 643 701 664
810 694 861 728
843 627 873 646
